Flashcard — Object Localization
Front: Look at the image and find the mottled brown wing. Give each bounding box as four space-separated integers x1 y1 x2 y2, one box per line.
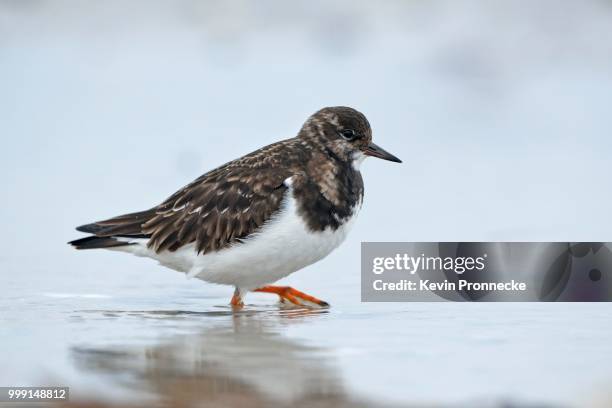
142 167 291 254
74 139 302 252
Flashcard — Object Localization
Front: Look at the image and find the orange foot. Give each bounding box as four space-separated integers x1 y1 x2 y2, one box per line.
230 288 244 309
253 286 329 308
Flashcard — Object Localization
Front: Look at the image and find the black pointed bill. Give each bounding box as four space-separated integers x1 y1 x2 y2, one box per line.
362 142 402 163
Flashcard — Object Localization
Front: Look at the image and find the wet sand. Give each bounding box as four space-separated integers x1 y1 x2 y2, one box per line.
3 254 612 408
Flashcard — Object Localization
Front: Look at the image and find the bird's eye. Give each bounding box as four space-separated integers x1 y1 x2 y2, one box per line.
340 129 357 140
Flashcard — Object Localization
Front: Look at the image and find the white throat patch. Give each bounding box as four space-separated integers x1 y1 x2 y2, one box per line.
352 151 367 170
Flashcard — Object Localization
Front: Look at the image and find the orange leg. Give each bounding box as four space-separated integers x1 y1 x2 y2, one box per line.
230 288 244 309
253 286 329 307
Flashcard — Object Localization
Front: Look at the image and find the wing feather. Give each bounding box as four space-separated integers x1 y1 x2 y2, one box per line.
74 138 300 254
147 167 289 254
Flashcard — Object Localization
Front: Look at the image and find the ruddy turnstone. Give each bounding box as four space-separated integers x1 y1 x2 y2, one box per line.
69 106 401 308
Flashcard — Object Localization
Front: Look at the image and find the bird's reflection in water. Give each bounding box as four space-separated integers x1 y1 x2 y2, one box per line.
71 307 374 408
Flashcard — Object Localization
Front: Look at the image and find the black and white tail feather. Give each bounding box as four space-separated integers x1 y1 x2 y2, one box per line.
69 210 154 250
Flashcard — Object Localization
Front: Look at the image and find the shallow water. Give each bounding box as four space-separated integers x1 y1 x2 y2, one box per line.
2 253 612 408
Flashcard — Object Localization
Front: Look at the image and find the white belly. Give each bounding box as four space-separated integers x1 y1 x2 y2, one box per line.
115 186 360 290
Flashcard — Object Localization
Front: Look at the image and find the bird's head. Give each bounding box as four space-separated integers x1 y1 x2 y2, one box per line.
299 106 402 168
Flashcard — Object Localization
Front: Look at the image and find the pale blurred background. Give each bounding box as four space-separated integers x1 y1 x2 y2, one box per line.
1 1 612 407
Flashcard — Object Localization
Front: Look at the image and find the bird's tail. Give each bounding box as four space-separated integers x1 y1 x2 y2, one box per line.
69 209 154 250
68 236 133 250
